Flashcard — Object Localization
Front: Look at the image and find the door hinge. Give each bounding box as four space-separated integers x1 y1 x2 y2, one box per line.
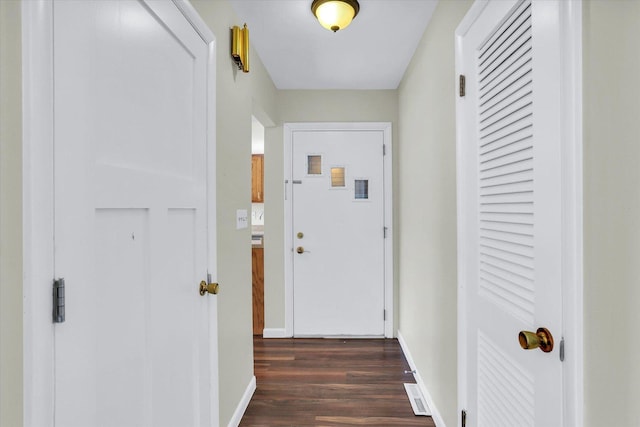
383 226 388 238
383 309 386 321
560 337 565 362
459 74 466 97
383 144 386 156
461 409 467 427
53 278 66 323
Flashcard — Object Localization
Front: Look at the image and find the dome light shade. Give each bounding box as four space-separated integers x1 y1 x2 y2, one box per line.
311 0 360 33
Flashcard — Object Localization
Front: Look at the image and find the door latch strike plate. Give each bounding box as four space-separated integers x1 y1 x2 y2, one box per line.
53 278 65 323
462 409 467 427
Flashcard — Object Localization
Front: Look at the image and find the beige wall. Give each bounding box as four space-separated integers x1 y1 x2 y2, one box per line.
0 2 23 426
397 1 472 427
177 2 280 425
583 2 640 426
263 90 399 331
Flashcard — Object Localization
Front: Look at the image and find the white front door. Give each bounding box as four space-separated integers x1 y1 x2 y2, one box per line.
456 1 569 426
52 1 216 426
290 127 387 337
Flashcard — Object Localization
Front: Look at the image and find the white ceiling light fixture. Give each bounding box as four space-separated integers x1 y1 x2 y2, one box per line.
311 0 360 33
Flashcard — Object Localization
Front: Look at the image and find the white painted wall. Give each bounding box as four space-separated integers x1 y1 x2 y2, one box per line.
397 2 472 427
263 90 399 333
189 2 278 425
583 2 640 426
0 2 23 426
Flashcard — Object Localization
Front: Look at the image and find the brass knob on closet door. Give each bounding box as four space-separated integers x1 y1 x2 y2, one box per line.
518 328 554 353
199 280 219 295
296 246 305 254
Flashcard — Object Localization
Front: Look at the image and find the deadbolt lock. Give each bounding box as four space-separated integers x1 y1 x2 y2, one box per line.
297 232 304 239
199 280 219 296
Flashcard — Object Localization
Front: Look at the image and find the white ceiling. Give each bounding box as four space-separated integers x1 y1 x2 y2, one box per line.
228 0 438 90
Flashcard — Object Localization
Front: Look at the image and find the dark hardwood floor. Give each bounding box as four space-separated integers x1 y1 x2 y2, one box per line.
239 337 435 427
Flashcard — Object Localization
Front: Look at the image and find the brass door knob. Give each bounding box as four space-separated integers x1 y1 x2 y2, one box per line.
296 246 304 254
519 327 554 352
199 280 219 295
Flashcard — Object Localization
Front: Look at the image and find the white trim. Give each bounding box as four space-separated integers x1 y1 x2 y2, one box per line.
454 5 477 422
559 1 583 425
454 2 583 426
202 23 220 427
226 376 256 427
283 122 394 338
397 331 446 427
262 328 288 338
22 1 55 425
172 0 215 43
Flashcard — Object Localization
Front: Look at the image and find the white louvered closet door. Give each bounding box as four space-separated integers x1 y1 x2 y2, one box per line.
457 1 564 426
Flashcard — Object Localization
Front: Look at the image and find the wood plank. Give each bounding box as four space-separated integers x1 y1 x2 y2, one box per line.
240 338 434 426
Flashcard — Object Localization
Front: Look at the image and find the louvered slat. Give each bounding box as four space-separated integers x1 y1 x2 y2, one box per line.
477 0 534 324
477 331 535 427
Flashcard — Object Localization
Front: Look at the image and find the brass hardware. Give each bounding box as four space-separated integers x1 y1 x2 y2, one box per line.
231 24 250 73
297 232 304 239
199 280 219 296
296 246 305 254
519 327 554 353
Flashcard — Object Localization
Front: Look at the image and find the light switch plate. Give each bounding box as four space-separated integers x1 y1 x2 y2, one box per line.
236 209 248 230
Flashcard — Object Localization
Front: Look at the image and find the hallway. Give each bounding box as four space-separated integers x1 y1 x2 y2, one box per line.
240 338 434 426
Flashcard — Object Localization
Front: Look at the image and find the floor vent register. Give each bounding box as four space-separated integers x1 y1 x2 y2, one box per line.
403 383 430 416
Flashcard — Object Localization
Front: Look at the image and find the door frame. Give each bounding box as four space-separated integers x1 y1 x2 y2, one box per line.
283 122 394 338
21 1 219 425
455 1 583 426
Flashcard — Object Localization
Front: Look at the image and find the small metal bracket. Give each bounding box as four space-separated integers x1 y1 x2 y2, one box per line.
53 278 65 323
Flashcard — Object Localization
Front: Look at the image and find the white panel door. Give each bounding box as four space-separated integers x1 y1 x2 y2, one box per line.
292 130 385 336
457 1 564 426
53 1 215 426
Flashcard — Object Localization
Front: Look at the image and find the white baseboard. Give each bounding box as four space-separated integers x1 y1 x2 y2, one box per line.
262 328 288 338
397 330 447 427
227 375 256 427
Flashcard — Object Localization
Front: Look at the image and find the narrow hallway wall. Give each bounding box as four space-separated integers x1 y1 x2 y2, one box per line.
0 2 23 426
185 2 279 425
397 1 473 426
583 2 640 426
